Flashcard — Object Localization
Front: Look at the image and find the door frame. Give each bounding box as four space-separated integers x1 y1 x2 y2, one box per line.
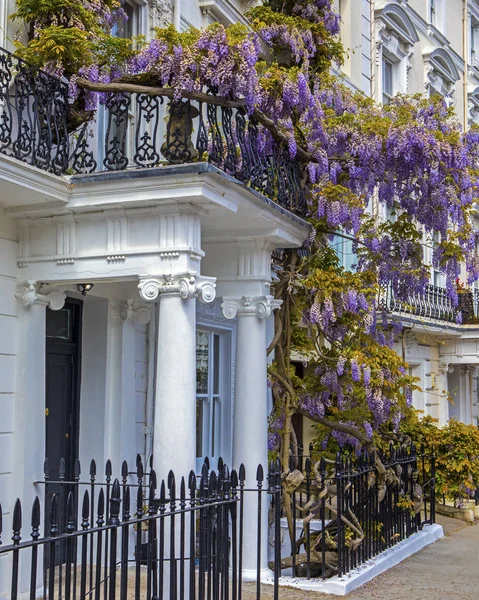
45 296 83 478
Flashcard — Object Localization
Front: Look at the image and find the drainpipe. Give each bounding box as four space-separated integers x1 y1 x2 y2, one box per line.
464 0 468 131
370 0 376 101
145 304 157 467
174 0 181 30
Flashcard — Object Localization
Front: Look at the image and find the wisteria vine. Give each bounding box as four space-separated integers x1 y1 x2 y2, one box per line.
12 0 479 457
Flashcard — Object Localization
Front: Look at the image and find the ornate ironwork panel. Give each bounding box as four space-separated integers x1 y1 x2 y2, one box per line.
0 46 307 216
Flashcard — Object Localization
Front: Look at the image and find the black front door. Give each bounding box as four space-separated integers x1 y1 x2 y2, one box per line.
45 299 82 553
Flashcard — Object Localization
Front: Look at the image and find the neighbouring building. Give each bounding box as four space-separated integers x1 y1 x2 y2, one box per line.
301 0 479 451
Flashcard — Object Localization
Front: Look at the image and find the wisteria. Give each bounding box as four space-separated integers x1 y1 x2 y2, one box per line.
12 0 479 456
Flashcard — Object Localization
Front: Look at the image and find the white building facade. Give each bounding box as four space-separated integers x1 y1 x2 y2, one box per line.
0 0 309 590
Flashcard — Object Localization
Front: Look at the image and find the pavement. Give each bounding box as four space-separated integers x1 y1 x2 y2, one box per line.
242 514 479 600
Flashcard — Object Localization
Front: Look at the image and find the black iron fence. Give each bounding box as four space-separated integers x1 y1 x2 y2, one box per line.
0 47 306 216
0 445 435 599
379 283 479 324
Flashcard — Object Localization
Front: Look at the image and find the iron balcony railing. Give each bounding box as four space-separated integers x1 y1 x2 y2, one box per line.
379 283 479 324
0 46 306 216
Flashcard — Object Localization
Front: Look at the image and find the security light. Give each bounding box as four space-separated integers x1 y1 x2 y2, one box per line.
77 283 94 295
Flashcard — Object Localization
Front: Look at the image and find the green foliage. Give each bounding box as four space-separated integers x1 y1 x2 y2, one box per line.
400 412 479 501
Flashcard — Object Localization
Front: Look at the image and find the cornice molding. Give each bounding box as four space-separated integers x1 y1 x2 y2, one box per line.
138 272 216 303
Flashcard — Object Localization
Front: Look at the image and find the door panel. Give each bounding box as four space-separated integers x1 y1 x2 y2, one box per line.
45 300 82 564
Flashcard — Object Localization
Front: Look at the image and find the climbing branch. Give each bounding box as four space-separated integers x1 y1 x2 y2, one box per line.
76 78 313 164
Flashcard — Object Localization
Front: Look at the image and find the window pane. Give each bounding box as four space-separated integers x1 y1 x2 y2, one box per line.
196 331 209 394
196 398 203 458
46 308 71 340
383 59 393 97
213 397 221 457
117 2 137 38
213 335 220 395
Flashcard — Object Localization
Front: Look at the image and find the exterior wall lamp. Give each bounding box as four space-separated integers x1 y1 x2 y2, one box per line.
77 283 94 295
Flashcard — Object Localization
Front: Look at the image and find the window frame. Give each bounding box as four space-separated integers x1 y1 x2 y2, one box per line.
429 0 436 26
97 0 146 167
382 56 394 105
195 322 234 472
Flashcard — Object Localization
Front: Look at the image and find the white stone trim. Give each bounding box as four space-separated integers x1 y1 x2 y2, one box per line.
262 523 444 596
15 280 66 310
138 272 216 303
222 295 282 320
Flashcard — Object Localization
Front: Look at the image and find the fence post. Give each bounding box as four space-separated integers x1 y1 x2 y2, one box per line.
335 454 343 578
274 459 281 600
256 465 264 600
430 450 436 525
11 499 22 600
230 469 239 600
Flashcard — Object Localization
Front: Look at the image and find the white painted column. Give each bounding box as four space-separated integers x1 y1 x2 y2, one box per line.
222 295 281 580
461 366 472 424
13 283 66 500
138 273 216 483
12 282 65 596
437 363 450 427
138 273 215 599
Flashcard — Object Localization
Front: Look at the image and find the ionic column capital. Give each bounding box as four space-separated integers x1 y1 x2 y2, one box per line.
222 295 282 320
16 281 66 311
138 273 216 303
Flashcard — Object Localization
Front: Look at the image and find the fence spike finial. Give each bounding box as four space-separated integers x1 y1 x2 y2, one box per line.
289 454 296 472
123 486 131 520
66 492 75 534
74 458 81 480
122 460 128 482
180 476 186 501
81 491 90 528
137 458 144 481
12 499 22 544
239 463 246 483
43 458 50 480
136 483 144 518
188 470 197 492
59 457 66 480
31 497 40 537
90 459 97 479
150 468 157 491
105 459 112 479
97 489 105 526
110 479 121 526
256 464 264 483
50 495 58 537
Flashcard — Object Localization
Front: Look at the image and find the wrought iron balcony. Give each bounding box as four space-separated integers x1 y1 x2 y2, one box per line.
379 283 479 325
0 47 306 216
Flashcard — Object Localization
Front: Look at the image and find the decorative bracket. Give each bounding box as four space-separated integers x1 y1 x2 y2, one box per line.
138 273 216 303
119 299 152 324
222 295 282 320
16 281 66 311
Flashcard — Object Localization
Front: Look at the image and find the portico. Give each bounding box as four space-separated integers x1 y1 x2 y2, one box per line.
1 161 309 582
